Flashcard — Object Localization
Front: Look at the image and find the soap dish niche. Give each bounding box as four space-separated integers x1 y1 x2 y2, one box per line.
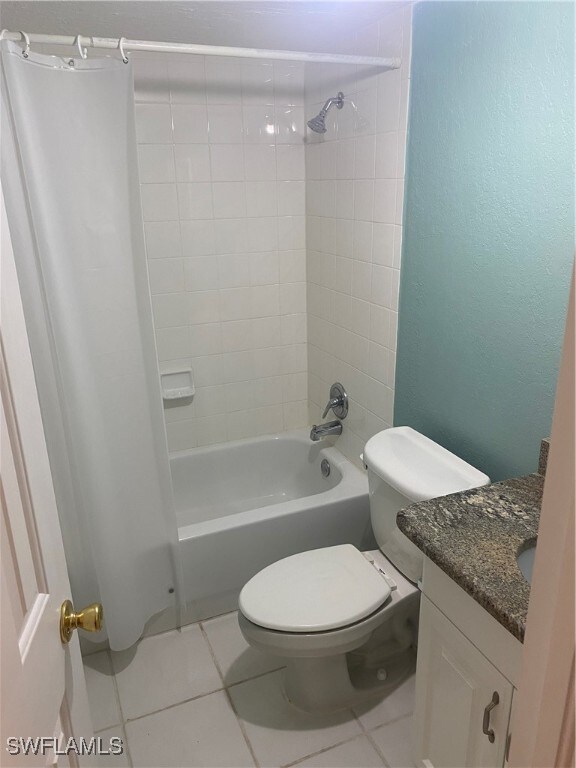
161 369 195 402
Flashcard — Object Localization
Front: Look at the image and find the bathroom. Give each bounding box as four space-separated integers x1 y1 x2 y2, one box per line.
0 1 573 766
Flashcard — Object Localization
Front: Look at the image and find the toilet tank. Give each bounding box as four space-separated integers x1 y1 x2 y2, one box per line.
364 427 490 583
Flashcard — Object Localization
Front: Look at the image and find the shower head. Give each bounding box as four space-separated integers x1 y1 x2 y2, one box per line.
307 91 344 134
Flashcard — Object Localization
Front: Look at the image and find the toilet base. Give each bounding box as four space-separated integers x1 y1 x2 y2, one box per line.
283 646 416 713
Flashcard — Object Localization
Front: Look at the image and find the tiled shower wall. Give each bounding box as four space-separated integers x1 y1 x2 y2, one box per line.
306 4 412 465
133 54 308 451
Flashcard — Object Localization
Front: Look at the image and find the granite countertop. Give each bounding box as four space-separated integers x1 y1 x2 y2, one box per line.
397 471 544 642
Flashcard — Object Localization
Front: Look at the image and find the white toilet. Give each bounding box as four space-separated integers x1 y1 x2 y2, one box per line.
238 427 489 712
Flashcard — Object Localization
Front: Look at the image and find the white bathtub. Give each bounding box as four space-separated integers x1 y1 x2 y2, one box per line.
171 430 373 622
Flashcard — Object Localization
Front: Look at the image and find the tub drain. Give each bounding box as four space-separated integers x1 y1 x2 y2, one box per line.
321 459 331 478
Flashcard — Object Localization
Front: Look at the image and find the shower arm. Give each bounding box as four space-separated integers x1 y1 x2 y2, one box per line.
319 92 345 118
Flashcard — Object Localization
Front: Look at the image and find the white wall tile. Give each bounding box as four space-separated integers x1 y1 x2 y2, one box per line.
305 5 411 466
152 293 189 328
243 105 277 143
354 134 376 179
138 145 175 183
212 182 247 219
217 253 251 289
276 106 304 144
250 251 280 286
174 145 211 182
375 131 399 179
250 285 280 318
148 258 185 294
242 61 274 105
274 63 305 106
372 223 395 266
188 291 221 324
205 58 243 105
214 219 248 254
189 323 223 357
280 282 306 315
132 54 170 104
171 104 209 144
210 144 245 181
144 221 182 259
277 181 305 216
168 57 206 104
180 220 215 257
207 105 244 143
246 218 278 252
373 178 397 224
276 145 305 181
243 145 277 180
177 183 214 220
141 184 178 221
246 182 278 217
184 256 220 291
156 326 190 361
219 288 252 322
135 104 172 143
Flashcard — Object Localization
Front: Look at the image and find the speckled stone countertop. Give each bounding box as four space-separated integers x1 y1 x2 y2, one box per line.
397 472 544 642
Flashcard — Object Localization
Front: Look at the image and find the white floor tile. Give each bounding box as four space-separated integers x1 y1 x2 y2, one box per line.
352 675 415 731
125 691 255 767
369 716 415 768
111 625 222 720
202 612 285 685
83 652 122 731
229 670 362 768
85 726 130 767
293 736 386 767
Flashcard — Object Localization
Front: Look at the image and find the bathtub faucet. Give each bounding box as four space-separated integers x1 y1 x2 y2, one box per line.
310 420 342 441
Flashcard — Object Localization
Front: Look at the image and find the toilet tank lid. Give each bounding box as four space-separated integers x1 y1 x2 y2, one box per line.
363 427 490 502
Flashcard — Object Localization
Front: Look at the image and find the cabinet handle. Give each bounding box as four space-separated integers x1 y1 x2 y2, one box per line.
482 691 500 743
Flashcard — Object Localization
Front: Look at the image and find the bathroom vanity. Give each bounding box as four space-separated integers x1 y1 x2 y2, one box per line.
397 466 544 768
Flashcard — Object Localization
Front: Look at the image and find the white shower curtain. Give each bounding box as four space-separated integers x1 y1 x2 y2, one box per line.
1 41 181 650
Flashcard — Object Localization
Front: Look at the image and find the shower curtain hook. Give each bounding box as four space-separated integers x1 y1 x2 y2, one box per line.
118 37 129 64
19 30 30 58
75 35 88 60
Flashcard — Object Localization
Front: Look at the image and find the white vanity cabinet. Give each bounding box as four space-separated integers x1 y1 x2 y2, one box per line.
413 559 524 768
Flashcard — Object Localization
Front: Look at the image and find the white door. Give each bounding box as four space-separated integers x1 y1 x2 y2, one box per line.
0 189 94 766
413 596 513 768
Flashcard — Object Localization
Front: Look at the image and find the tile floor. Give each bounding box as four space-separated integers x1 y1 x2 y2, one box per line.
83 611 416 768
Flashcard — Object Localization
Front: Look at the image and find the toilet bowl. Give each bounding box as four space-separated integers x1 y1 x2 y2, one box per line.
238 427 490 712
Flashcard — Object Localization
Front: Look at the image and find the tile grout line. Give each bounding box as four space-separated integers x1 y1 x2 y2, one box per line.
199 621 260 768
281 732 375 768
85 616 415 768
85 651 286 727
364 729 392 768
223 686 260 768
105 649 135 768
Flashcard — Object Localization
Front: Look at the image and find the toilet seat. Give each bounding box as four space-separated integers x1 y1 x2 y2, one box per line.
239 544 391 633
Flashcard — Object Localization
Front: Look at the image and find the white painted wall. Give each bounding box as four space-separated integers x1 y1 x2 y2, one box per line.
305 4 412 465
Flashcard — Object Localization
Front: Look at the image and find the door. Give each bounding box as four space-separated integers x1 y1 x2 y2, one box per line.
0 189 94 766
413 596 513 768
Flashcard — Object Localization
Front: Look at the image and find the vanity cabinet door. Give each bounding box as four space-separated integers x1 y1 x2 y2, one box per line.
413 596 513 768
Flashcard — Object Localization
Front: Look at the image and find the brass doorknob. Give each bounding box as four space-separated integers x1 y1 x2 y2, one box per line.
60 600 103 644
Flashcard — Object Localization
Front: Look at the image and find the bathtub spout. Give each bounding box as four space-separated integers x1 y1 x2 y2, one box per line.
310 420 342 442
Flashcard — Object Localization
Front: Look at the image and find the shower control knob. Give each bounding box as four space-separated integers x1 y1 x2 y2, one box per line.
321 383 348 420
60 599 103 644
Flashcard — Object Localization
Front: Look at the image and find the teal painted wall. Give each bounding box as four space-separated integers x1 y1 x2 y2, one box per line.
395 2 574 481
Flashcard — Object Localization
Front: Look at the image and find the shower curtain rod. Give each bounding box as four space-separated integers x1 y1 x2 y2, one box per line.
0 30 400 68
